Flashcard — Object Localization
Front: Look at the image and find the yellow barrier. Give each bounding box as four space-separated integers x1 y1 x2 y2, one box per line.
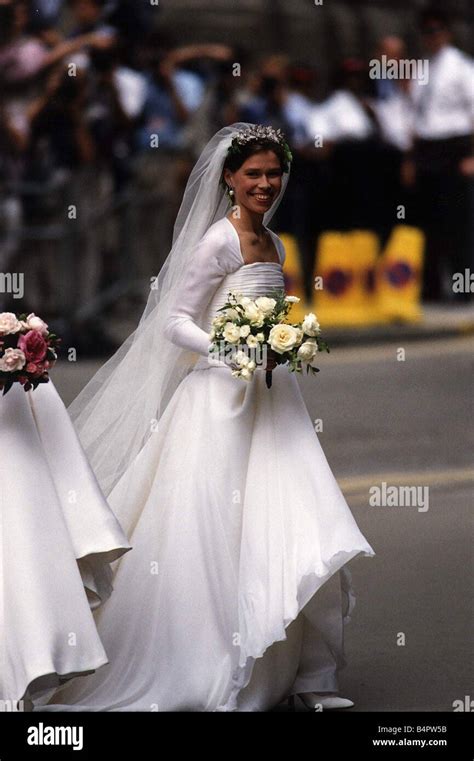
376 226 425 323
312 230 383 326
277 233 312 322
277 226 425 328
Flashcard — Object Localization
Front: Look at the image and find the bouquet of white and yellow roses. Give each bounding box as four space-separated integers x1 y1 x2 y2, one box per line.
208 289 329 388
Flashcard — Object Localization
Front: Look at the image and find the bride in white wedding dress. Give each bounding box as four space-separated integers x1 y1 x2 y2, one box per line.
36 123 375 712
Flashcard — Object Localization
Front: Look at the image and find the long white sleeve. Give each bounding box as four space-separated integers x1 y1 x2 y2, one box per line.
163 228 229 357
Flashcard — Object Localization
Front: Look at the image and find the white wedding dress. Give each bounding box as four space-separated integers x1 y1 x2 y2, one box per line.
0 380 131 708
36 216 374 712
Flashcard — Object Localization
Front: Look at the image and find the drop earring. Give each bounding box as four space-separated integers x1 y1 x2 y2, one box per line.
227 186 235 200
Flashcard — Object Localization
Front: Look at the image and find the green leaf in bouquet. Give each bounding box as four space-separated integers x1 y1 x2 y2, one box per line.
2 379 14 396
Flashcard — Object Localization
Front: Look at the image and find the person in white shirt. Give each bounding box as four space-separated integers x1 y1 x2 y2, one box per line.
367 36 416 245
409 8 473 303
369 36 414 152
307 59 380 233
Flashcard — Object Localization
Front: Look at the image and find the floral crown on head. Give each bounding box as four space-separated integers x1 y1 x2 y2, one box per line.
226 125 293 173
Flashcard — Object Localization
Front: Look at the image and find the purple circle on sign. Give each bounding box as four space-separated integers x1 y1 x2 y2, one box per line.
326 269 353 295
385 261 413 287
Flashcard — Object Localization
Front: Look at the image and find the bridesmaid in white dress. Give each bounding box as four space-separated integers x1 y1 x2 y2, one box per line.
0 379 131 709
36 124 374 712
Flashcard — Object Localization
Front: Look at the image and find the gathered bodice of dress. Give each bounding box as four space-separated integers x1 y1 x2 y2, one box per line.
201 262 285 335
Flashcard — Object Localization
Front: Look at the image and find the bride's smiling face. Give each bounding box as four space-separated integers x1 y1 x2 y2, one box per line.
223 150 283 215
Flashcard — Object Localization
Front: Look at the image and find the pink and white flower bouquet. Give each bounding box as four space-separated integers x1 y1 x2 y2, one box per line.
0 312 61 396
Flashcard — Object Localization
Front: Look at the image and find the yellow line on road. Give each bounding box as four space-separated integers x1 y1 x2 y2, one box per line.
339 467 474 493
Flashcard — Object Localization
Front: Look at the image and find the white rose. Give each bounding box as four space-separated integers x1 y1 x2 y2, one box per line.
240 367 253 381
0 312 22 335
239 324 251 338
302 313 321 336
254 296 276 316
234 350 250 366
246 334 259 348
243 303 264 327
238 296 253 308
268 323 300 354
212 314 227 328
0 347 26 371
24 313 49 335
256 332 265 342
224 307 240 320
223 322 241 343
297 339 318 362
285 295 300 303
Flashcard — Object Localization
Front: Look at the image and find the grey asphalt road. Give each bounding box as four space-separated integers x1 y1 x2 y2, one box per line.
52 335 474 712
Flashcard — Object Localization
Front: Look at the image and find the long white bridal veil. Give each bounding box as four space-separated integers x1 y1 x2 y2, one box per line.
68 123 291 498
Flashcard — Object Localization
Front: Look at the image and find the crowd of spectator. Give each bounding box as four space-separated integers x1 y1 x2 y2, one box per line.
0 0 472 338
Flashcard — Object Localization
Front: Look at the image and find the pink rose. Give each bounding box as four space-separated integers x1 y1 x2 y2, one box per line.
27 361 47 376
17 330 47 363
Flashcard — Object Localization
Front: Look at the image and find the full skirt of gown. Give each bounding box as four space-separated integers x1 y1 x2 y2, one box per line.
36 362 375 712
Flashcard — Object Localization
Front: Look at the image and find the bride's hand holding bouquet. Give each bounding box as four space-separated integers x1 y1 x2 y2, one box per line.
208 289 330 388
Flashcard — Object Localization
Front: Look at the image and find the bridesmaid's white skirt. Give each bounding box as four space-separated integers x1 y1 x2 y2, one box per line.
0 382 131 707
